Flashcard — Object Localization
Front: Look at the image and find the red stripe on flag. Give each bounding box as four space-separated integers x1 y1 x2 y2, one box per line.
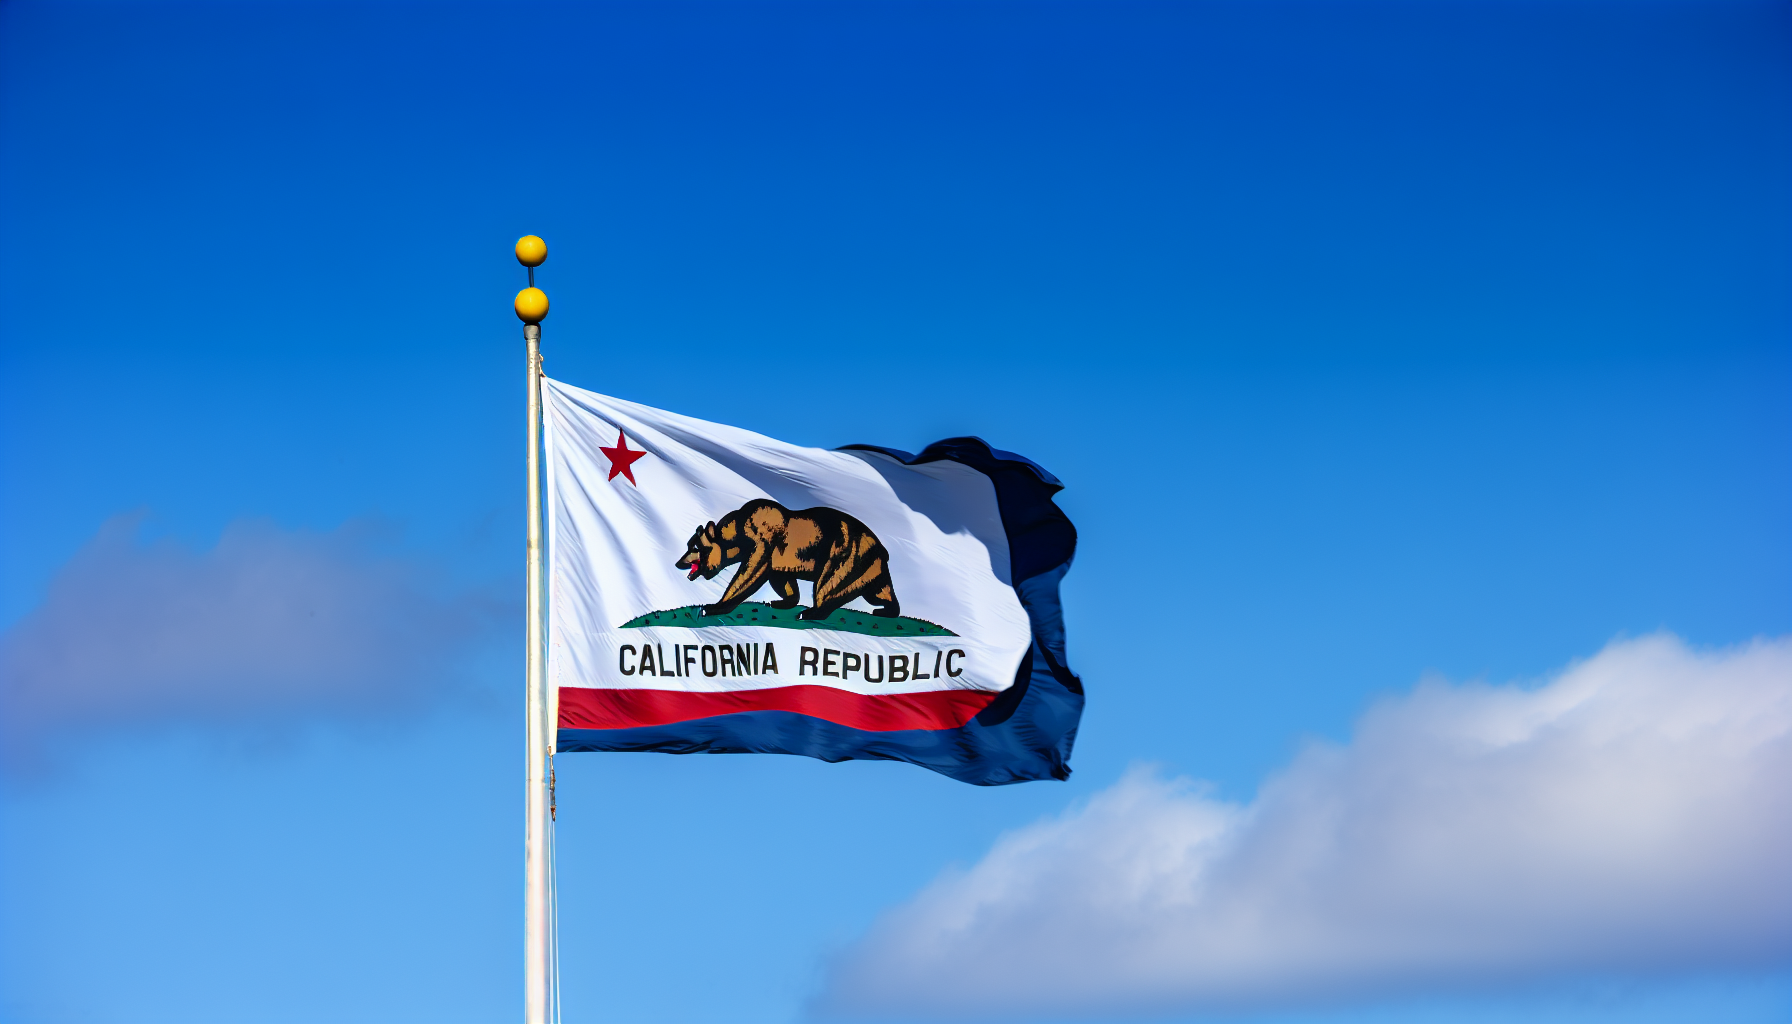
558 685 1001 733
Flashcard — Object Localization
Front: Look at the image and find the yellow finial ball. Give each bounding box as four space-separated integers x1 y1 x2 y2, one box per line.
515 287 549 323
515 235 548 268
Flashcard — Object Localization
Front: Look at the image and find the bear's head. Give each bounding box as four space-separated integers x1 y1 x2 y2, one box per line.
675 521 742 580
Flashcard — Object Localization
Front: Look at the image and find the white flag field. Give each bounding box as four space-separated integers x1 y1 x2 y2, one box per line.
543 377 1084 786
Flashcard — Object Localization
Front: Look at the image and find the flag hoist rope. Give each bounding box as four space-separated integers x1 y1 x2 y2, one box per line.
518 237 556 1024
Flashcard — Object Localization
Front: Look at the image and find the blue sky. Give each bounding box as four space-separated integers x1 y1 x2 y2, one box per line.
1 2 1788 1022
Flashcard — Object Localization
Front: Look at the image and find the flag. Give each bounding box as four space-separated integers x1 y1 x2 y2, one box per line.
545 378 1082 785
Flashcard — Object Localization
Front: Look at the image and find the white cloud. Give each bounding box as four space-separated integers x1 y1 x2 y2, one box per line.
1 515 503 757
820 634 1792 1018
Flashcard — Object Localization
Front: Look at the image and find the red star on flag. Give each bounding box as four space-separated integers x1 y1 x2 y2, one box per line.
598 429 647 485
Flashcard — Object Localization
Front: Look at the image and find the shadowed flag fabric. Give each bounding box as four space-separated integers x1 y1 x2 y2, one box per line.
545 378 1081 785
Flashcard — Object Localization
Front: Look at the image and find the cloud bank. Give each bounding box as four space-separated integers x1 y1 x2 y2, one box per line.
821 634 1792 1018
1 515 503 755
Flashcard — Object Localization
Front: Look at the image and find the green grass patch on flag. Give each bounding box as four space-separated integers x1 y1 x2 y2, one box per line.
619 601 956 637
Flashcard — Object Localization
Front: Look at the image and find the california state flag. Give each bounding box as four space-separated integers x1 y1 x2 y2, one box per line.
544 378 1083 785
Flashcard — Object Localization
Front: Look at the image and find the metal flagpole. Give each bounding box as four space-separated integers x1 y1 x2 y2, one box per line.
515 235 553 1024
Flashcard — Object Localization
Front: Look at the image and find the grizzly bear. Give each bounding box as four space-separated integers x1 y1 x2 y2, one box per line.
675 499 900 621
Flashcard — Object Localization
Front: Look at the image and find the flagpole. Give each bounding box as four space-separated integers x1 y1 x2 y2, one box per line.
515 236 553 1024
